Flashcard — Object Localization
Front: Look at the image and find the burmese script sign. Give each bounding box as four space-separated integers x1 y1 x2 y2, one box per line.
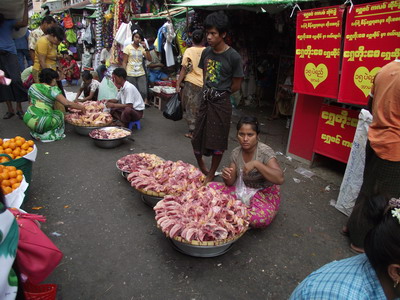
338 0 400 105
294 6 344 98
313 105 359 163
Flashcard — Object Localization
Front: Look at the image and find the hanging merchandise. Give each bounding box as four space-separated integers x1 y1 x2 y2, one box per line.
115 22 132 45
63 14 74 29
157 21 176 67
65 29 77 44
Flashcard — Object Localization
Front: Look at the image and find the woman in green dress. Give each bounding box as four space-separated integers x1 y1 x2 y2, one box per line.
23 68 85 141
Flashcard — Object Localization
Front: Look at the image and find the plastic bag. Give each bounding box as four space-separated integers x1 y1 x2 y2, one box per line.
115 22 132 45
335 109 373 216
81 52 92 68
63 15 73 29
163 93 182 121
65 29 77 43
98 77 118 101
235 169 259 206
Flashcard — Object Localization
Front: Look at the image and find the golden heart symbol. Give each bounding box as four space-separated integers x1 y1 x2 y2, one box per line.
304 63 328 89
353 67 381 97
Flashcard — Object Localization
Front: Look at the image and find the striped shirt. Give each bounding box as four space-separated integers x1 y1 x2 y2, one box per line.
289 254 386 300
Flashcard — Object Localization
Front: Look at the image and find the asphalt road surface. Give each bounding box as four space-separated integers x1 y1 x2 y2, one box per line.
0 95 352 300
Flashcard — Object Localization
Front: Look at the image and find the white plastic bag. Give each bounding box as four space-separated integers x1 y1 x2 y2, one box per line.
335 109 373 216
98 77 118 101
115 22 132 45
235 169 259 206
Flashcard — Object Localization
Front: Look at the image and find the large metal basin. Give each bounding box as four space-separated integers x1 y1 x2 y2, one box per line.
141 193 163 207
72 125 104 136
170 237 238 258
90 127 132 149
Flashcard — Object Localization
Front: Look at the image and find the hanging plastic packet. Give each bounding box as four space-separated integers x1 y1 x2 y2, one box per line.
235 168 259 206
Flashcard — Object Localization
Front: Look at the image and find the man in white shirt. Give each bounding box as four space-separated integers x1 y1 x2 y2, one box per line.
106 68 144 127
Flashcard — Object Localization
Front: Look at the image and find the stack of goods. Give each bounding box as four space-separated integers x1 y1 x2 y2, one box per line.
90 128 130 139
0 165 24 195
154 186 249 245
116 153 165 174
0 137 34 162
65 101 112 126
127 160 205 197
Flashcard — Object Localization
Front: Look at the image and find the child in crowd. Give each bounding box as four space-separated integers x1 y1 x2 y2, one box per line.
59 50 80 85
74 70 100 102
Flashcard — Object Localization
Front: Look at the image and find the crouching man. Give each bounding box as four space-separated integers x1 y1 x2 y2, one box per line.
106 68 144 127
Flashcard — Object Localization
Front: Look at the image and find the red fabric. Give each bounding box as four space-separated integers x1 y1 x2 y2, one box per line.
313 104 359 163
60 58 80 81
293 6 344 98
338 1 400 105
288 94 324 161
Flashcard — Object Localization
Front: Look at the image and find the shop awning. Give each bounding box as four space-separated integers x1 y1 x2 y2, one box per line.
131 7 189 20
51 0 111 14
171 0 315 13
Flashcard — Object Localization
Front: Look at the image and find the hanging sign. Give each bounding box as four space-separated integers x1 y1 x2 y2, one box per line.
338 0 400 105
313 105 359 163
294 6 344 98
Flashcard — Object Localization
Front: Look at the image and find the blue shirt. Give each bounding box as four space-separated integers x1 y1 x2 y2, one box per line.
289 254 386 300
14 30 29 50
0 19 17 54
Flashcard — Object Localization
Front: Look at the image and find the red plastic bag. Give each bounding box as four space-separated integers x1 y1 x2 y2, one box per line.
63 15 73 29
9 209 63 284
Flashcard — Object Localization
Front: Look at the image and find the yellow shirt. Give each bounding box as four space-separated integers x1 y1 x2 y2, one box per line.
182 46 205 87
123 44 146 77
33 36 57 71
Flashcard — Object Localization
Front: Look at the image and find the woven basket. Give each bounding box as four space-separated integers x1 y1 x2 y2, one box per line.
172 231 247 246
136 188 166 197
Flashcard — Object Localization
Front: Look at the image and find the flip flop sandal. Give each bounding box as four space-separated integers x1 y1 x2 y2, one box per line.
3 112 15 119
184 133 193 139
340 226 349 237
16 111 24 119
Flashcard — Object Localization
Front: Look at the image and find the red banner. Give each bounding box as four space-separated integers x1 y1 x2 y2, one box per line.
293 6 344 98
338 0 400 105
313 105 359 163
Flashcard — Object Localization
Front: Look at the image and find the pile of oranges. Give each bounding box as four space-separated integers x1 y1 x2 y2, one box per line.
0 136 34 163
0 165 23 195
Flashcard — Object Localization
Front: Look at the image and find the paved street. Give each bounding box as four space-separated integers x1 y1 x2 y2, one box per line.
1 93 352 299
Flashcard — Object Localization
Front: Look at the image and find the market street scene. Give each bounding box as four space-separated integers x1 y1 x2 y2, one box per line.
0 0 399 299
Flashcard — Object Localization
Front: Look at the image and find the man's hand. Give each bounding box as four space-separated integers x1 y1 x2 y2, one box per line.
106 102 115 108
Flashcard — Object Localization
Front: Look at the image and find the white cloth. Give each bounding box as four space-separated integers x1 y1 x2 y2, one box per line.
117 80 145 110
100 48 110 63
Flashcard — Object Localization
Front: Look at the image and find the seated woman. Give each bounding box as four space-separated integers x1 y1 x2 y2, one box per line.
74 71 100 102
59 50 80 85
209 116 284 228
290 195 400 300
23 68 86 142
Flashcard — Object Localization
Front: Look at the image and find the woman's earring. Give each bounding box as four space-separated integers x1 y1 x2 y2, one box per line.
394 280 399 288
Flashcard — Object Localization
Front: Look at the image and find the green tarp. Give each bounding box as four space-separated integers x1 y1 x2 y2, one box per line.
171 0 315 12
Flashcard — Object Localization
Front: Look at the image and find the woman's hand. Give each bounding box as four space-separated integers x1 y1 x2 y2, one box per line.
243 161 258 174
222 167 234 180
78 105 86 114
